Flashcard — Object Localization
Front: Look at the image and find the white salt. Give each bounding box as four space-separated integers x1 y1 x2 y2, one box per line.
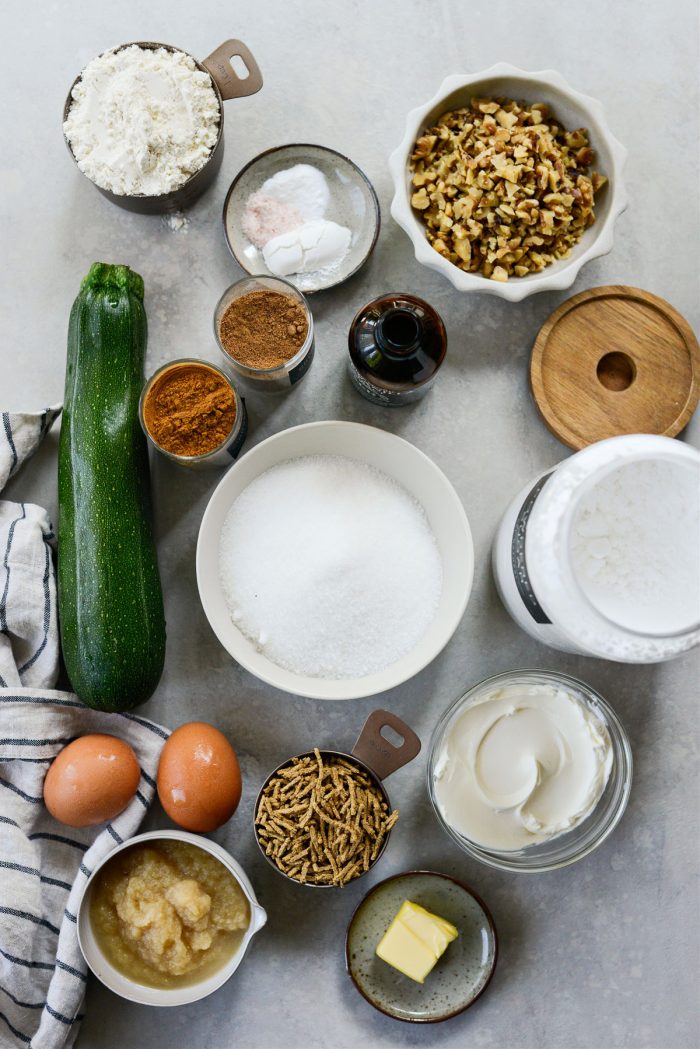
219 455 443 679
570 459 700 636
241 191 303 249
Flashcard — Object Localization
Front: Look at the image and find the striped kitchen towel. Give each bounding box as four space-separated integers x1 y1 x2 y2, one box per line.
0 408 62 692
0 698 168 1049
0 410 169 1049
0 410 62 493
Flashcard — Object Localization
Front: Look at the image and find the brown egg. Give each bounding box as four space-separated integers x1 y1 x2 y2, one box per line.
157 722 242 832
43 734 140 828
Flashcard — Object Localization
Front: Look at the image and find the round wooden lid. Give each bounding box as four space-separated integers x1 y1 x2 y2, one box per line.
530 286 700 450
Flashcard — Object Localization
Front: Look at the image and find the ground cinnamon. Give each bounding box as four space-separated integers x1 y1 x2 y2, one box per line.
143 362 236 457
218 289 308 370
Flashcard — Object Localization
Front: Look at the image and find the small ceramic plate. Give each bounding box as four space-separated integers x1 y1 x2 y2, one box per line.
345 871 497 1023
222 144 380 293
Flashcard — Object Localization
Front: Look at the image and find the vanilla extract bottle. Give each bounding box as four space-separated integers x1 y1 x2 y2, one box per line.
347 293 447 406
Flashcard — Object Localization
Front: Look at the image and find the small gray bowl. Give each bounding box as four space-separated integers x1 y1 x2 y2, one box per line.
345 870 497 1023
222 143 380 293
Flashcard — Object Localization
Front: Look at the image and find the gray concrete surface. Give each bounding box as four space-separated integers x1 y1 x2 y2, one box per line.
2 0 699 1046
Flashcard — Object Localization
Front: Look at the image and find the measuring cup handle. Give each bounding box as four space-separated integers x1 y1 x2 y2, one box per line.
202 40 263 100
351 710 421 781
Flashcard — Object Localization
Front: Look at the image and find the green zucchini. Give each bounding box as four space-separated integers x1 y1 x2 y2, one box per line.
58 263 166 711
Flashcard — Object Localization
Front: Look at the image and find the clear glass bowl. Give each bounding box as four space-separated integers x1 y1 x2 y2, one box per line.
427 669 632 873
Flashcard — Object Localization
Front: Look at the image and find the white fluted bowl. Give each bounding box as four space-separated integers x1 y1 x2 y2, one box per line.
389 65 628 302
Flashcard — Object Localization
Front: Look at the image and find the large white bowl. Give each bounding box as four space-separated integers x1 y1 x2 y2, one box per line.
389 64 628 302
197 421 474 700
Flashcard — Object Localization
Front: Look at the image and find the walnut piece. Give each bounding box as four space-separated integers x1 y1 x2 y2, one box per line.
409 96 608 281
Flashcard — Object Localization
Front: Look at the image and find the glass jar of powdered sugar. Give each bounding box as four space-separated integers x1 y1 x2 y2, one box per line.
492 434 700 663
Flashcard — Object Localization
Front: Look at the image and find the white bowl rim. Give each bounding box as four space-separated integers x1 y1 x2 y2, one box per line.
196 420 474 700
388 63 629 301
76 830 267 1007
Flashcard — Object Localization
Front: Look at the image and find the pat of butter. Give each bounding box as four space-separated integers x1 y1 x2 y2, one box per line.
376 916 436 984
400 900 458 956
375 900 458 984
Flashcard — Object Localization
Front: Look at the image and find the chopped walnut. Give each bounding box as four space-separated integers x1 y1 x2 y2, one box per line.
413 134 437 157
409 96 608 281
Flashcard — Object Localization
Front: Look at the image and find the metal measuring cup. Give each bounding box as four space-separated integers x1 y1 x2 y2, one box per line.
255 709 421 888
62 39 263 213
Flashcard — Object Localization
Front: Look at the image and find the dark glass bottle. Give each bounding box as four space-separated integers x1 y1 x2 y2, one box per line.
348 293 447 406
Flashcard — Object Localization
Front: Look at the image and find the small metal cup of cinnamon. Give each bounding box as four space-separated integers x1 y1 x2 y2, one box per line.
139 358 247 469
214 275 314 392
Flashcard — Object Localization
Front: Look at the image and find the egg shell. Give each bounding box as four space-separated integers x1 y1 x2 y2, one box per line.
43 734 140 828
157 722 242 832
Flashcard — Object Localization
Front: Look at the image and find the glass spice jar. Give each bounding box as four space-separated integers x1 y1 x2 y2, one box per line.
139 358 247 470
214 275 315 392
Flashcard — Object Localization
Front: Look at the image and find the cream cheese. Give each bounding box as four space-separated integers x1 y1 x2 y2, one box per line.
433 682 612 851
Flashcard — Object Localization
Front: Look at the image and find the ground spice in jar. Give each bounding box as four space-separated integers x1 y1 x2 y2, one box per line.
218 289 309 370
143 362 236 457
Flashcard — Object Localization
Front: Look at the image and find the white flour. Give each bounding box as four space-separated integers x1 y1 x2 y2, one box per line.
162 211 190 232
570 459 700 635
219 455 443 679
64 46 220 196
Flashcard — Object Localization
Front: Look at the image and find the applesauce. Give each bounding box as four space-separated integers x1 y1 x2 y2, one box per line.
90 840 249 989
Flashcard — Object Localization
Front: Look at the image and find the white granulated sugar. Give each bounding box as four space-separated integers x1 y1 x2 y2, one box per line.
219 455 443 679
570 459 700 636
64 45 220 196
